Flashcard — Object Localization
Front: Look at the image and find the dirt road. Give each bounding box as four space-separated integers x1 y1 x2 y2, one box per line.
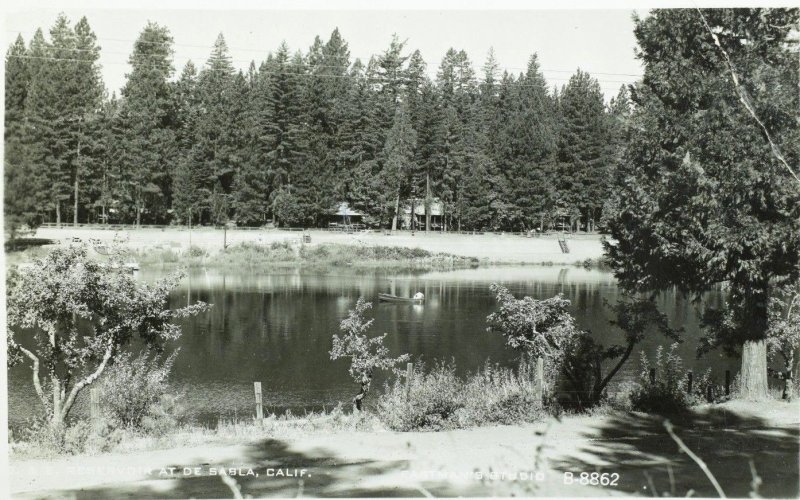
10 401 799 498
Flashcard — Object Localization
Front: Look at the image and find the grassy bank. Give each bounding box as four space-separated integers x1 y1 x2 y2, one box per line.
30 227 609 265
136 241 481 271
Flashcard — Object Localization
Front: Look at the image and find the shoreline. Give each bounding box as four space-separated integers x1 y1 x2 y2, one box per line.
13 227 608 268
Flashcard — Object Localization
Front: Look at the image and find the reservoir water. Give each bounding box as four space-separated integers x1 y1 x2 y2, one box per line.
8 265 739 427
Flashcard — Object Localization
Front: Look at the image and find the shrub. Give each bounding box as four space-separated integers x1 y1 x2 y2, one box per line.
270 240 293 252
686 367 729 404
461 359 546 426
377 359 547 431
63 419 124 455
99 350 180 429
630 344 691 413
12 416 124 457
187 245 207 258
140 393 185 436
378 361 464 431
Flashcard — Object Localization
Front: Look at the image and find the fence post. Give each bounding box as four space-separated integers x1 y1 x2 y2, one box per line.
649 368 656 385
90 387 101 426
535 357 544 402
687 372 693 395
725 370 731 396
406 363 414 400
254 382 263 420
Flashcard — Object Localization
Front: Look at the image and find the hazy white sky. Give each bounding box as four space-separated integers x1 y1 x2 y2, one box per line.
5 9 646 100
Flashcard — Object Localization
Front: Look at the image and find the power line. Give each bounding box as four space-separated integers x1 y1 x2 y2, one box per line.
6 28 644 79
5 53 636 92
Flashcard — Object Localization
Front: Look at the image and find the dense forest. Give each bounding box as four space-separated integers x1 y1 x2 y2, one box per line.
4 14 632 232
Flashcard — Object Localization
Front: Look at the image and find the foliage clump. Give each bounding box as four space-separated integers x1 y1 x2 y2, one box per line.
377 359 546 431
98 350 182 429
766 282 800 400
6 244 208 428
630 344 690 414
330 298 410 410
487 284 677 409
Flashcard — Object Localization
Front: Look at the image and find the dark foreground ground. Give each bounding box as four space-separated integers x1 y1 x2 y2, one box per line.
9 400 799 498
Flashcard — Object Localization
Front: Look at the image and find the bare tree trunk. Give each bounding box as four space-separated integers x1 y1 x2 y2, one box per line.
56 202 61 228
391 190 400 231
353 380 369 411
784 351 794 401
740 339 769 400
739 283 770 400
74 137 81 226
49 329 61 427
74 178 79 226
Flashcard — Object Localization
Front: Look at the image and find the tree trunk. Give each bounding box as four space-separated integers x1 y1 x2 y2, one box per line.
739 283 770 400
74 177 79 226
391 191 400 231
56 202 61 228
353 381 368 411
784 351 794 401
51 375 62 428
74 137 81 226
740 339 769 400
425 171 431 233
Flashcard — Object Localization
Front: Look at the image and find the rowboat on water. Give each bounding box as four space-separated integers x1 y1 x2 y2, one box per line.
378 292 425 303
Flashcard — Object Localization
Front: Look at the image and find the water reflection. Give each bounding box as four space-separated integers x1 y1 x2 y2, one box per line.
8 266 737 426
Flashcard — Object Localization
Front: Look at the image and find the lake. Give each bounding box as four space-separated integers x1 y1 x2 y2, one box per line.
7 265 739 427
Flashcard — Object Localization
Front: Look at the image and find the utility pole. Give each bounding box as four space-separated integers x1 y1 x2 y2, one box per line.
425 171 431 233
411 176 417 236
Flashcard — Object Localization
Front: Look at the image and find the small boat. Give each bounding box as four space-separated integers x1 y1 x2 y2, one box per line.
378 292 424 303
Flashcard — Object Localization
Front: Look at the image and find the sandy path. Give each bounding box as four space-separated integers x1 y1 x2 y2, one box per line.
10 401 799 498
32 227 606 264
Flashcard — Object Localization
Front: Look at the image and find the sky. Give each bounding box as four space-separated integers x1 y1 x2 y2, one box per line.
5 8 646 101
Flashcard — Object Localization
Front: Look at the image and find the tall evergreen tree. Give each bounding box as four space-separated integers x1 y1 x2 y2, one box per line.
188 33 239 224
232 62 271 226
4 34 41 237
556 69 613 232
382 102 417 230
26 15 103 226
116 22 175 226
171 61 202 224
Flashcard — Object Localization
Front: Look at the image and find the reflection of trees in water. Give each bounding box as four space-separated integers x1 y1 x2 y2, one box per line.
15 268 740 422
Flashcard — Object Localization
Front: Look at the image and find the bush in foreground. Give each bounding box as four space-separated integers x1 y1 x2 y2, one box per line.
630 344 690 413
377 359 547 431
99 350 182 429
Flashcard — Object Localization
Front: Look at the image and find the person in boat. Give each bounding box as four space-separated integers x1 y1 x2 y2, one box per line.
413 292 425 301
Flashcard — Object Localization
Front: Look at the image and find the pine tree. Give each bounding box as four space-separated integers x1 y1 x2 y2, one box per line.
382 101 417 230
171 61 202 224
116 22 175 226
492 55 558 231
189 33 238 225
260 43 308 226
4 34 42 237
556 69 612 232
70 17 104 225
232 62 271 226
24 15 103 226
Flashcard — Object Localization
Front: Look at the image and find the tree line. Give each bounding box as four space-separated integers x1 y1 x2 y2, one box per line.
4 14 629 233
